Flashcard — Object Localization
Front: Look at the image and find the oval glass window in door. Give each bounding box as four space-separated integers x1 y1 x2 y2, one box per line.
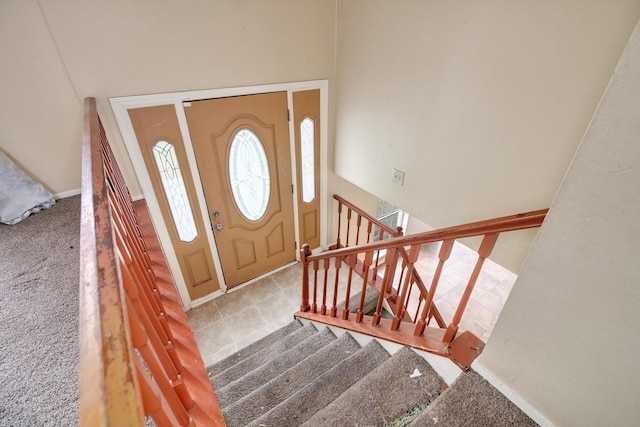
229 129 270 221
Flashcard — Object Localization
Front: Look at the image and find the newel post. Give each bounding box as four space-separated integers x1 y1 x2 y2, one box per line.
300 244 312 312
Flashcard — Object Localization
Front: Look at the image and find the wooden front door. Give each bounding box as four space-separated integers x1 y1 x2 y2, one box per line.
128 105 221 299
184 92 296 288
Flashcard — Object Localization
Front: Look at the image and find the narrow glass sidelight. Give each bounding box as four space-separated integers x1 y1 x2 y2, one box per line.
152 140 198 242
300 117 315 203
229 128 270 221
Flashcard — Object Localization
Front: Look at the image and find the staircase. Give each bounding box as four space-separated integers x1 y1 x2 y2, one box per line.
208 320 538 427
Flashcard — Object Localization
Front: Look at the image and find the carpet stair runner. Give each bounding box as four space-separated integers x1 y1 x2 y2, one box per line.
207 320 537 426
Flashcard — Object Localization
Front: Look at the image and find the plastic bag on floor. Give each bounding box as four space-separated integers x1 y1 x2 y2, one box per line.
0 150 55 225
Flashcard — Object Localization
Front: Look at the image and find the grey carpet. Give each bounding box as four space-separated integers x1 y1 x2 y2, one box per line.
211 322 319 389
208 319 303 376
222 332 361 426
0 196 80 426
409 370 538 427
216 327 337 408
302 346 446 427
248 339 391 427
336 283 380 315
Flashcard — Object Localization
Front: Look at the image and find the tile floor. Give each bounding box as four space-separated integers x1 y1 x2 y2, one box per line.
189 240 517 367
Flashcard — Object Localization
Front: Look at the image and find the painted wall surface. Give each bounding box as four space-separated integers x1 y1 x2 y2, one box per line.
0 1 83 195
478 20 640 427
0 0 336 197
334 0 640 271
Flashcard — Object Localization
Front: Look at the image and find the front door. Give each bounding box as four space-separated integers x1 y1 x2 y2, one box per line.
184 92 296 288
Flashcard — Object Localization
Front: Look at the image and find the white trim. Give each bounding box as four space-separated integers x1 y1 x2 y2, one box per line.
110 80 329 308
189 289 225 309
287 90 302 260
53 188 81 199
472 361 556 427
319 81 329 250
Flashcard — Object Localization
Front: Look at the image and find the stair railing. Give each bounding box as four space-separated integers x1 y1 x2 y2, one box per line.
330 195 446 328
299 198 547 357
79 98 224 426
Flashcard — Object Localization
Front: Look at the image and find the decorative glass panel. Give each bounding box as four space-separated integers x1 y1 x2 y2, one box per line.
152 141 198 242
229 129 270 221
300 117 315 203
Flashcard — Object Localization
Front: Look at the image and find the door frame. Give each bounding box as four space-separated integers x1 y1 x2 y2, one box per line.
110 80 328 310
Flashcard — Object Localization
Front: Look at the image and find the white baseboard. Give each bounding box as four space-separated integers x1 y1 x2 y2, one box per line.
53 188 81 199
472 361 555 427
132 194 144 201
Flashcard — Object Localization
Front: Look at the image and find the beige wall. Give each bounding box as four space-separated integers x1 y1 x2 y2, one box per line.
334 0 640 271
0 0 336 196
478 20 640 426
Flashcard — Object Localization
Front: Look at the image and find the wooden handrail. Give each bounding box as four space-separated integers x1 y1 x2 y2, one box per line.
79 97 144 427
298 194 548 365
79 98 224 426
308 208 548 262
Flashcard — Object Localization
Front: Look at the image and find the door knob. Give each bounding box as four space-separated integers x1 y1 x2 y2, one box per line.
215 222 223 232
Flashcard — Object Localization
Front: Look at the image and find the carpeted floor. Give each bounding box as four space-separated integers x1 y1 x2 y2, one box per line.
0 196 80 426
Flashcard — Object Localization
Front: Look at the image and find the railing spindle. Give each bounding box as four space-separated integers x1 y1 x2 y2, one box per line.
345 208 352 246
330 257 342 317
321 258 329 315
336 200 343 248
312 259 319 313
342 254 356 320
356 251 373 323
443 233 499 343
414 239 454 336
391 245 420 330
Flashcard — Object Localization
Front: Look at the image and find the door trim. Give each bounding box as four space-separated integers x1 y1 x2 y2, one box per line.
110 80 328 310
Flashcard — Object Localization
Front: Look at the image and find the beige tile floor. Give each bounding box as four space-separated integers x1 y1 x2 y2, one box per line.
189 240 516 367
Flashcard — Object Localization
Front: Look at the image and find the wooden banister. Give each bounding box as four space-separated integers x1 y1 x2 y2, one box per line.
298 194 548 366
79 98 224 426
309 208 548 262
79 97 144 427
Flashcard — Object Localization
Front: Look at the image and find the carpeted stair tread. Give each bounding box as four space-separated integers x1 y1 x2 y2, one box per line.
210 322 318 388
409 370 538 427
301 346 446 427
215 327 337 409
222 332 362 427
336 284 380 315
248 339 391 427
207 319 303 376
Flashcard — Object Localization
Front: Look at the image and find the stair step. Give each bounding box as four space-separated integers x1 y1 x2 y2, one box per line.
207 319 303 376
210 322 318 389
301 346 446 427
248 339 390 427
222 332 361 427
215 327 336 409
408 370 538 426
336 284 380 314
